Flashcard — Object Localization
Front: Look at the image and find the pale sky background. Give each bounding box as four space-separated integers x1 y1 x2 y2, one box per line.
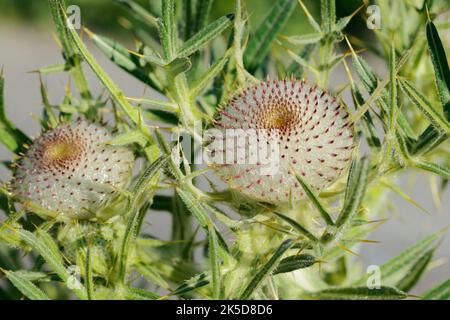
0 21 449 296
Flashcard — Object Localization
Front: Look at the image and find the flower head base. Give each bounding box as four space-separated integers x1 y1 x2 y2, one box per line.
12 120 134 219
208 78 355 204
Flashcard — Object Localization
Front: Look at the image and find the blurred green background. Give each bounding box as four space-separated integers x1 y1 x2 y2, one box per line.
0 0 365 38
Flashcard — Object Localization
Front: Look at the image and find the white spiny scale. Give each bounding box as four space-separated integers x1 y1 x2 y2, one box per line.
208 78 355 204
12 119 134 219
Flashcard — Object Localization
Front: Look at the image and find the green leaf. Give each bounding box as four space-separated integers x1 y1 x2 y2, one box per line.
165 57 192 77
2 270 50 300
287 44 315 77
351 84 381 148
125 97 178 113
193 0 214 34
159 0 178 60
273 212 318 242
106 129 148 146
17 228 87 299
168 273 209 297
293 172 334 225
309 286 407 300
177 14 234 59
284 33 323 45
190 50 231 97
353 232 440 286
320 0 336 34
176 188 212 229
125 287 160 300
411 159 450 179
335 157 370 229
399 78 450 134
409 126 446 156
239 239 294 299
352 54 378 93
84 243 94 300
409 20 450 156
422 278 450 300
426 21 450 119
117 0 158 28
0 71 31 153
208 227 221 299
273 254 316 274
388 42 397 129
64 18 139 125
118 155 169 283
89 32 163 91
136 263 170 290
244 0 297 73
396 249 434 292
48 0 92 99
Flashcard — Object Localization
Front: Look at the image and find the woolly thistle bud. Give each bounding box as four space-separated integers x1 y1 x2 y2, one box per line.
207 78 355 204
12 120 134 219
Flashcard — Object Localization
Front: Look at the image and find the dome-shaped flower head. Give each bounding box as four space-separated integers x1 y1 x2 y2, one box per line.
207 78 355 204
12 120 134 219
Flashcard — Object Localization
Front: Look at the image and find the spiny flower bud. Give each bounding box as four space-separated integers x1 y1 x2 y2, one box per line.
12 120 134 219
208 78 355 204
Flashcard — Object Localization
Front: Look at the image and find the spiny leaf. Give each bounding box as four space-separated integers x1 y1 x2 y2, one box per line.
117 0 159 28
126 287 160 300
168 273 210 297
17 229 87 299
399 78 450 134
239 239 294 299
176 188 210 228
273 212 318 242
396 248 434 292
208 226 221 299
409 126 446 156
125 97 178 113
284 33 323 46
159 0 178 60
335 157 370 229
193 0 214 34
353 232 440 286
426 21 450 119
320 0 336 34
89 31 163 91
411 159 450 179
308 286 407 300
294 172 334 226
287 44 315 77
177 14 234 59
190 49 231 97
351 84 381 148
244 0 297 73
0 72 31 153
48 0 92 99
106 129 147 146
388 42 397 129
2 270 50 300
422 277 450 300
273 254 316 274
118 155 169 283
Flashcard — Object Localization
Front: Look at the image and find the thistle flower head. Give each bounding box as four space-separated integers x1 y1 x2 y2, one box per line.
208 78 355 204
12 120 134 219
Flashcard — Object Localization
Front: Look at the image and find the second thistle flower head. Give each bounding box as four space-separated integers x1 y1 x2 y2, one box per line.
208 78 355 204
12 120 134 219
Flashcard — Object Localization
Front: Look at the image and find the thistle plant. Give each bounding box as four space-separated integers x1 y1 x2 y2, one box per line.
0 0 449 301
